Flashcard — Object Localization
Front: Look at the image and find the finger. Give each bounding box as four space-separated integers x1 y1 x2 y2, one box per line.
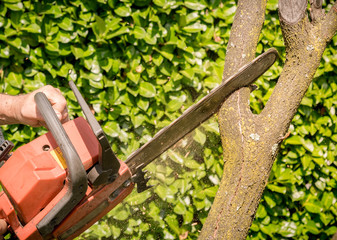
0 219 7 236
51 100 67 121
60 108 69 124
47 95 67 117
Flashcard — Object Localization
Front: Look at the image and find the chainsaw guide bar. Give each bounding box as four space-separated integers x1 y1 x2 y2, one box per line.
125 48 278 175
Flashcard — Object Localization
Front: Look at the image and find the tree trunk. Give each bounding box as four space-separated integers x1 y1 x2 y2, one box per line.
199 0 337 239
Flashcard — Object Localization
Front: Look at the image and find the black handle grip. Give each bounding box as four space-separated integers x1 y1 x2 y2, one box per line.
34 92 88 237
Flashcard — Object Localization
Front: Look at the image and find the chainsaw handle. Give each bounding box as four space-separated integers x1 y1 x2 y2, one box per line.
34 92 88 237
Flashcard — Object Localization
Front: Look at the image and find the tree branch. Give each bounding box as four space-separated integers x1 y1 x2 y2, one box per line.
261 0 337 139
201 1 337 239
321 1 337 41
199 0 267 239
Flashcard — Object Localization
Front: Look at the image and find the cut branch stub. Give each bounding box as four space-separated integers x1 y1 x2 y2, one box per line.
279 0 307 24
310 0 324 21
312 0 322 8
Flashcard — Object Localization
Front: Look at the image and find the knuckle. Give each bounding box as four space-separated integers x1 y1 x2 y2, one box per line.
43 85 54 91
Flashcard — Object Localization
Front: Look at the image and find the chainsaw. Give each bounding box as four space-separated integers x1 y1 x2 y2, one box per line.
0 49 278 240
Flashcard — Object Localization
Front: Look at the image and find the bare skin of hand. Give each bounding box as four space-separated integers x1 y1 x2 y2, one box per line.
0 85 69 127
0 219 7 240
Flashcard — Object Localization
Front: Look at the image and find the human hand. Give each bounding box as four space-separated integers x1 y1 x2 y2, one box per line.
15 85 69 127
0 219 7 240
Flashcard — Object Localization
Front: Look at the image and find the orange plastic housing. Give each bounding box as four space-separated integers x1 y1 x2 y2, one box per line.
0 117 134 239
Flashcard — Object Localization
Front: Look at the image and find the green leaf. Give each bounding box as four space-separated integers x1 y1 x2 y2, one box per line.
184 0 207 10
103 122 120 137
303 139 314 152
264 192 277 208
133 26 146 39
321 192 334 210
106 26 129 39
7 37 21 49
279 221 297 238
57 16 74 31
276 168 293 181
183 209 194 224
284 135 302 145
204 186 218 198
155 185 168 200
173 201 186 215
165 215 180 235
0 45 10 58
260 223 279 236
45 41 60 54
312 156 324 167
114 4 131 17
5 2 23 11
168 150 184 164
267 184 286 194
315 180 326 191
126 190 151 205
113 209 130 221
301 154 312 169
111 225 121 238
326 226 337 236
153 0 166 7
186 11 200 24
184 159 202 170
152 53 164 66
301 96 313 107
155 46 174 61
6 72 22 88
71 46 83 59
42 4 64 18
24 80 44 92
305 220 320 235
183 22 207 33
126 71 139 84
136 97 149 111
92 15 106 37
291 189 305 201
139 82 156 98
304 199 323 213
34 72 46 83
331 134 337 142
166 99 183 112
250 222 259 232
193 128 206 145
180 68 195 79
22 23 41 33
131 113 145 128
256 204 267 218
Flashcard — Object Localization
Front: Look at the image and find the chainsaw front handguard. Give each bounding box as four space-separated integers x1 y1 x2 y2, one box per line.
34 93 88 238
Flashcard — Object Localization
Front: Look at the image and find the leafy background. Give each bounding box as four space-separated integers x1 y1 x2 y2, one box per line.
0 0 337 239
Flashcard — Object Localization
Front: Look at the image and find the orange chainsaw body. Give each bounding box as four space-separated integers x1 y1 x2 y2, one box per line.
0 117 134 239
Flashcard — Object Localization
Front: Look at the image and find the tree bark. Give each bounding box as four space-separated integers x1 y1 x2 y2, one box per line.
199 0 337 239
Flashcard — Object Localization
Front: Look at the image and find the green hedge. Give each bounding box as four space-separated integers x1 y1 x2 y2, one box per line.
1 0 337 239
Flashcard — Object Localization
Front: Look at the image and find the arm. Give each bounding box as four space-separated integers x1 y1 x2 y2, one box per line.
0 85 68 127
